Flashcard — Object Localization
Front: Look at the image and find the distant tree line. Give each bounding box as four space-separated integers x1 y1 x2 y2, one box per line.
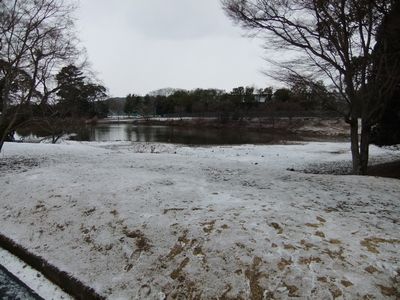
123 80 339 120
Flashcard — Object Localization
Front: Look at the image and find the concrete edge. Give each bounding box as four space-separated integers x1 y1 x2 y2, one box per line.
0 233 104 300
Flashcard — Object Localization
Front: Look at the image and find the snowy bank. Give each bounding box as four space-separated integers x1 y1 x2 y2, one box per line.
0 141 399 299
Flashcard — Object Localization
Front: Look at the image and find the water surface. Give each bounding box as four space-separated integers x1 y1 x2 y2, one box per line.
70 124 292 145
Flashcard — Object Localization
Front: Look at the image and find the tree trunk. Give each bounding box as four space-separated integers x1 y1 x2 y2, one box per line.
349 117 371 175
1 78 10 114
359 123 371 175
0 78 11 153
0 118 7 153
0 104 20 153
350 118 361 174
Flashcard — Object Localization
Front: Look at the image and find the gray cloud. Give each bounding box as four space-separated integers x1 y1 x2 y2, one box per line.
127 0 236 40
76 0 271 96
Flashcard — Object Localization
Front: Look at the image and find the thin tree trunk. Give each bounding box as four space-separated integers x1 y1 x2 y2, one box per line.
0 79 11 153
53 134 62 144
350 118 361 174
0 85 10 153
0 121 4 152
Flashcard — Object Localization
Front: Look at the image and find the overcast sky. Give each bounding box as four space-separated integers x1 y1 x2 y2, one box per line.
76 0 271 97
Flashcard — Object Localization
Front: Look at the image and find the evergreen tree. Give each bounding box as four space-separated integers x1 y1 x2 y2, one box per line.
56 65 107 117
56 65 88 117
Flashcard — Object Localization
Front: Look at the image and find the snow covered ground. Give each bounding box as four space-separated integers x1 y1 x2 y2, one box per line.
0 141 399 299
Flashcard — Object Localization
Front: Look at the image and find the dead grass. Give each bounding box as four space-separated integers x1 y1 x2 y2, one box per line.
299 256 322 265
170 257 190 280
364 266 379 274
377 284 398 297
270 222 283 234
323 247 345 261
278 258 293 270
341 280 353 288
123 229 152 252
305 223 321 228
163 208 185 214
193 246 205 256
244 257 265 300
283 243 296 250
360 237 400 254
329 239 342 245
166 231 190 260
329 284 343 299
283 282 299 297
300 239 315 251
201 220 216 234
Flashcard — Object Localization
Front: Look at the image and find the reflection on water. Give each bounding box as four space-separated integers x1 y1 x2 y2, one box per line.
70 124 287 145
15 124 301 145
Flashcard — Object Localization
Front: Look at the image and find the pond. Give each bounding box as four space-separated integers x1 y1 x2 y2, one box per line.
16 124 303 145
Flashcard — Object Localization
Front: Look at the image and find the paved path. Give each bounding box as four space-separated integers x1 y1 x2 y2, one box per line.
0 264 43 300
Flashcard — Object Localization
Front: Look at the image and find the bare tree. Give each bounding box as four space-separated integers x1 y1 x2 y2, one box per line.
222 0 400 174
0 0 79 151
